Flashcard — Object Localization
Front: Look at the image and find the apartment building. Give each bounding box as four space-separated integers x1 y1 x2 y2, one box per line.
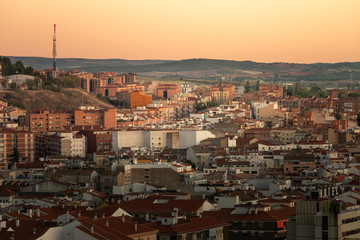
0 133 6 162
26 108 117 133
79 129 112 153
38 131 86 158
116 91 152 109
74 108 117 129
287 198 360 240
0 129 35 162
154 84 182 99
26 110 73 133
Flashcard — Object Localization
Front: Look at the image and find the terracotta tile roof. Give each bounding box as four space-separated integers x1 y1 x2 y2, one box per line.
0 219 56 240
147 216 229 235
117 196 208 215
203 206 296 222
76 216 158 240
0 188 16 196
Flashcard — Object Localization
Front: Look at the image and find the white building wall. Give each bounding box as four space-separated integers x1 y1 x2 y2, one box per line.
179 130 215 149
149 131 168 149
37 220 80 240
112 131 149 150
74 228 98 240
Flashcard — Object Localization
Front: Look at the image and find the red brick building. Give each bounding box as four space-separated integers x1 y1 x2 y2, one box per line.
79 129 113 153
292 111 315 128
74 108 117 129
26 108 117 133
0 129 35 162
334 98 360 113
26 110 73 133
154 84 181 99
116 91 152 109
327 89 360 99
210 83 235 100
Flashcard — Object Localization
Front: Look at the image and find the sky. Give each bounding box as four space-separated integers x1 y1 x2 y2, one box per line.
1 0 360 63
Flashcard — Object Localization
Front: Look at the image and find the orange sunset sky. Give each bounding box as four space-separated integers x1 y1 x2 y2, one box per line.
1 0 359 63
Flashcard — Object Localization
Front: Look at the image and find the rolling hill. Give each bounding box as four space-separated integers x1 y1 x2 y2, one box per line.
5 56 360 82
0 88 113 111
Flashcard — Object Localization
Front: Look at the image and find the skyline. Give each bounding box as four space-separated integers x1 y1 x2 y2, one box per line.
1 0 360 63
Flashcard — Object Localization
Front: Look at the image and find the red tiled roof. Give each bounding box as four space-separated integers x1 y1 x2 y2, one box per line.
117 196 208 215
203 206 296 222
0 188 16 196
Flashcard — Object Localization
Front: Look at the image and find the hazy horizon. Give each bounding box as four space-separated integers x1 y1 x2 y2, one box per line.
5 55 360 65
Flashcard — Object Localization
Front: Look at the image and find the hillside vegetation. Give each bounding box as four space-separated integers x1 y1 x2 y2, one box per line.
0 88 113 111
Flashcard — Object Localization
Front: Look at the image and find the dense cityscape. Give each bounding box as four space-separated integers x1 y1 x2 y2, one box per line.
1 1 360 240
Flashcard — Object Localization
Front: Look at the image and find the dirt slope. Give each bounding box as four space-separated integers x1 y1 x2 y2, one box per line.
0 88 113 111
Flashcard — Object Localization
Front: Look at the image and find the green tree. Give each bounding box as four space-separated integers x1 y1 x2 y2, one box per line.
335 113 341 120
10 82 17 90
255 80 260 91
295 82 300 94
265 121 273 128
245 81 251 93
15 61 25 74
338 92 347 99
9 147 21 163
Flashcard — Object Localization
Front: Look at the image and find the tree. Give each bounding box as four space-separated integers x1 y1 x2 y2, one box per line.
10 82 17 90
338 92 347 99
9 147 21 163
265 121 273 128
255 80 260 91
335 113 341 120
245 81 251 93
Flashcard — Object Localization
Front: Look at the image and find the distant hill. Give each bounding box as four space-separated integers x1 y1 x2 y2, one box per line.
0 88 113 111
5 56 360 81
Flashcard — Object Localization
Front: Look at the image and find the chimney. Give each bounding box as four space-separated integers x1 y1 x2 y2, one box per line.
134 221 137 231
74 203 77 209
91 223 94 234
62 203 65 209
102 212 105 218
93 213 97 219
37 208 40 218
33 228 36 235
16 218 19 227
145 212 150 221
105 219 109 227
66 210 70 222
78 210 81 217
173 208 179 223
122 214 125 222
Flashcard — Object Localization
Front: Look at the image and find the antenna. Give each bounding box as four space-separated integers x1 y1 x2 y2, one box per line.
52 24 57 78
219 75 223 105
